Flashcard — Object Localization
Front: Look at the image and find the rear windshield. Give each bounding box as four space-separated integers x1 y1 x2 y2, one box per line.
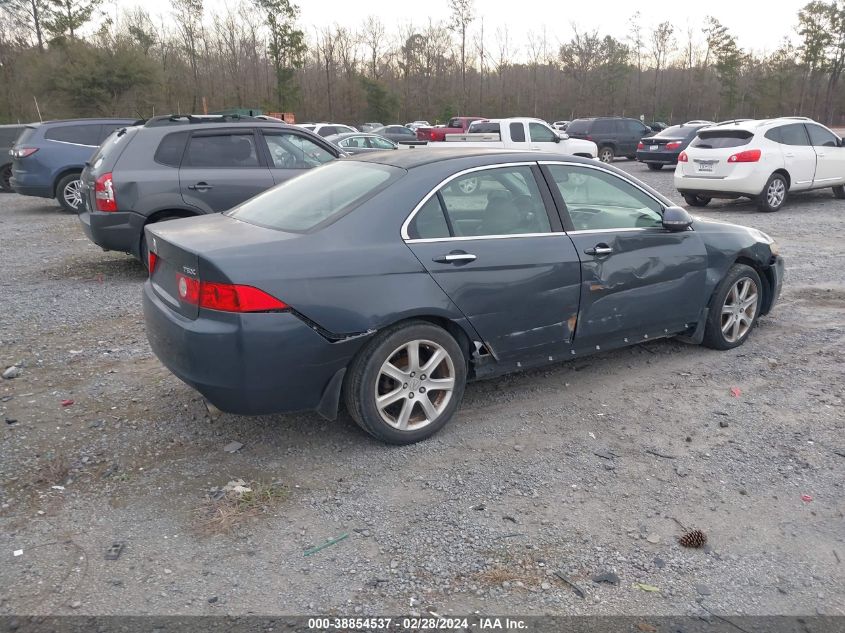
655 125 699 139
89 126 135 168
566 120 591 135
691 130 753 149
469 122 500 134
228 161 402 232
0 127 23 146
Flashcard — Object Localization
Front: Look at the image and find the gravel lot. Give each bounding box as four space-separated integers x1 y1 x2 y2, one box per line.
1 161 843 618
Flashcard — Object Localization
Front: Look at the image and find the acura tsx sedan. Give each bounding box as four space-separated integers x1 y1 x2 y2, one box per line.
143 149 784 444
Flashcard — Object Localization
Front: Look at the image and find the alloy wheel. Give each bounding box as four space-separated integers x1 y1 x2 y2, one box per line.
375 339 456 431
599 148 613 163
63 179 83 210
766 178 786 209
720 277 759 343
458 177 478 194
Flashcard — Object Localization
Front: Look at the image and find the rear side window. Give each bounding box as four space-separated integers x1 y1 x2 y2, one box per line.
184 133 259 168
407 195 450 239
0 127 23 146
15 126 39 146
228 161 401 232
44 124 101 146
470 122 500 134
592 120 613 134
509 122 525 142
154 131 188 167
447 118 463 128
317 126 337 137
766 124 809 146
691 130 753 149
806 124 839 147
566 120 591 135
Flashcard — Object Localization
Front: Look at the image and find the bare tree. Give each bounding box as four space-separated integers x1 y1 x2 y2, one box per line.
448 0 473 111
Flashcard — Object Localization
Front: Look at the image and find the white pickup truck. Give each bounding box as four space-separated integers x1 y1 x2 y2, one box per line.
413 117 598 158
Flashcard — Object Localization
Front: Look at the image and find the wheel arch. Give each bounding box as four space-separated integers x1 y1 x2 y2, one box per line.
52 167 84 196
733 255 773 315
772 168 791 190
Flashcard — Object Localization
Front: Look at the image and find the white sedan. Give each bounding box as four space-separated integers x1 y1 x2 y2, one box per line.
674 117 845 212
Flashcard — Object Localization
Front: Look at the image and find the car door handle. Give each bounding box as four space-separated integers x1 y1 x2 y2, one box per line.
584 244 613 256
188 182 213 191
432 252 477 264
785 152 795 157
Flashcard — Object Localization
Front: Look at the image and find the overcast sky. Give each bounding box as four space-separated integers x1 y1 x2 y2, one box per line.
126 0 807 57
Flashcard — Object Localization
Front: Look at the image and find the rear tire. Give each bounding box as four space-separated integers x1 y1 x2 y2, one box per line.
683 194 711 207
702 264 763 350
756 173 788 212
833 185 845 199
344 321 467 445
0 164 12 192
56 173 83 212
646 163 663 171
598 146 615 163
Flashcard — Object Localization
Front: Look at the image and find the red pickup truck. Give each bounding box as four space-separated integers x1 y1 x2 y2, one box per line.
416 116 485 142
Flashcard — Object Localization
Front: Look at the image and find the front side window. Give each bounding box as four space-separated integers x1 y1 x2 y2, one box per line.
264 132 334 168
805 124 839 147
229 161 401 232
185 133 259 168
529 122 556 142
432 166 551 237
547 165 663 231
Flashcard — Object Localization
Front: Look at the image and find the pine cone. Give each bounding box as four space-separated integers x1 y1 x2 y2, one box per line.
678 529 707 548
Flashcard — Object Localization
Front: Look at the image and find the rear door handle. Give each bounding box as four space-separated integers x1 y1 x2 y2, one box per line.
432 252 477 264
188 182 213 191
584 244 613 256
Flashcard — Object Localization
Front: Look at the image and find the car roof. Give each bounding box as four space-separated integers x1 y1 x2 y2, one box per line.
348 147 596 169
40 118 137 125
704 117 823 133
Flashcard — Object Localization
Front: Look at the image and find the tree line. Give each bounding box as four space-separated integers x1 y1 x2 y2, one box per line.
1 0 844 127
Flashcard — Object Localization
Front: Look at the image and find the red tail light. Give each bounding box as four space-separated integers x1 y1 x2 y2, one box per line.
148 251 157 275
12 147 38 159
678 151 688 163
637 142 644 150
665 141 682 150
175 273 288 312
94 172 117 211
727 149 761 163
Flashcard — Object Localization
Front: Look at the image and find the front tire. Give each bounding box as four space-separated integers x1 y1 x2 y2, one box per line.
598 146 615 163
344 321 467 445
646 163 663 171
702 264 763 350
833 185 845 199
756 173 788 212
56 173 84 212
683 193 711 207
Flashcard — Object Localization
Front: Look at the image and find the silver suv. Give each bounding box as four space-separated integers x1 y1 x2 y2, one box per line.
78 114 342 267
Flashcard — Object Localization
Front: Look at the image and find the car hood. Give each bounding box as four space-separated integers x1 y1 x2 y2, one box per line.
690 215 777 266
562 138 598 157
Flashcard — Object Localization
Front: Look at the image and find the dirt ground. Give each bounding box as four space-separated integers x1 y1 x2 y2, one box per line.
1 161 843 618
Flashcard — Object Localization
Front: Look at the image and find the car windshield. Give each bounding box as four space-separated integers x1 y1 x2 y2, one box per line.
227 161 403 232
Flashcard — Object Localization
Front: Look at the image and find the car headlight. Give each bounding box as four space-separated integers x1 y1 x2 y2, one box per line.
748 228 779 255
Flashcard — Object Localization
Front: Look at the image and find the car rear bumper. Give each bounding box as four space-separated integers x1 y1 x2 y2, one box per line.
9 177 52 198
674 166 769 197
143 281 366 416
79 209 145 257
636 150 679 164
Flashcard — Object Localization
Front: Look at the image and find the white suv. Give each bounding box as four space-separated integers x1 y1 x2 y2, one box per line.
674 117 845 212
298 123 359 137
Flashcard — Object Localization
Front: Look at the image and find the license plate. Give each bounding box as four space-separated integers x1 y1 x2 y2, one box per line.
697 162 714 173
650 145 658 151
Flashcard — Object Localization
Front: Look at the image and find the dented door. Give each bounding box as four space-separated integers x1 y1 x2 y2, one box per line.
567 229 707 348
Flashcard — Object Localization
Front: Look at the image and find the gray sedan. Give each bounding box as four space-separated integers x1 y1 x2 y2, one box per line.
143 149 784 444
326 132 397 154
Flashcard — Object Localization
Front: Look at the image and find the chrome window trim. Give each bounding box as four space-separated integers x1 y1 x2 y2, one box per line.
406 232 570 244
538 159 668 212
400 161 546 241
566 227 651 235
45 139 98 148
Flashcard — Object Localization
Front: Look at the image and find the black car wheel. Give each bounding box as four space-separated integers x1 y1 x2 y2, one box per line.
646 163 663 171
702 264 763 350
0 164 12 192
833 185 845 199
56 173 84 212
598 146 615 163
683 194 711 207
756 173 788 212
344 321 467 445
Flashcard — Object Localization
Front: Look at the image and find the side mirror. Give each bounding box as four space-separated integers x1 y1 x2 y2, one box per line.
663 206 693 231
552 133 561 143
558 132 569 141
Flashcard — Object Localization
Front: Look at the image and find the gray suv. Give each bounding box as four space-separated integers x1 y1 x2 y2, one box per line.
78 115 342 266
